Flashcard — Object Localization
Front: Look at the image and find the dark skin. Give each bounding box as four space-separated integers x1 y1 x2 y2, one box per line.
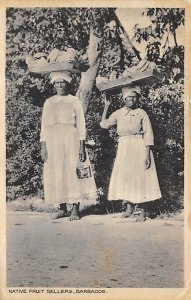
102 92 151 170
102 91 150 221
41 79 86 163
41 78 86 221
124 92 151 170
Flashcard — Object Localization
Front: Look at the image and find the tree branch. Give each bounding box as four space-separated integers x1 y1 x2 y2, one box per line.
114 13 141 61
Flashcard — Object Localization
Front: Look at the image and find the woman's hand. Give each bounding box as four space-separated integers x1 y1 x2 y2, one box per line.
118 27 126 40
41 142 48 162
145 156 151 169
127 130 144 135
101 93 111 123
102 93 111 108
145 148 151 169
79 140 86 162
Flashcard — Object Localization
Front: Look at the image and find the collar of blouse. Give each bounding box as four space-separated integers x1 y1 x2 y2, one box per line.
52 95 70 104
124 107 140 116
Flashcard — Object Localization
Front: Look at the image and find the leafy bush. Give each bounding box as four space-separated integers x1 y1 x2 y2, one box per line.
6 8 184 214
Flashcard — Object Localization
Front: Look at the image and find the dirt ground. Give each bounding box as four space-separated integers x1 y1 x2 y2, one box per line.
6 211 184 288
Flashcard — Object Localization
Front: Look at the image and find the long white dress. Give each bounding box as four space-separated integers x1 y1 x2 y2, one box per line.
100 107 161 203
40 94 97 207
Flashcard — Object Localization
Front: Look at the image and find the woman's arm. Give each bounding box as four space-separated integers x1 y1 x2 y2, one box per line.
101 94 111 121
79 140 86 162
74 100 86 162
100 94 118 129
142 110 154 146
145 146 151 169
40 101 48 162
74 100 86 140
142 110 154 170
41 141 48 162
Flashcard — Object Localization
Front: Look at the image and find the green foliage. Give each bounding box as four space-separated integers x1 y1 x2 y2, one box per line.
92 81 184 213
85 91 122 198
141 82 184 212
145 8 184 34
6 7 119 200
161 45 184 83
133 8 184 63
130 8 184 212
6 8 184 214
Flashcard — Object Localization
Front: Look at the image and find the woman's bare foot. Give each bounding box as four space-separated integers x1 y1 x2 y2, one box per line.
136 208 146 222
121 203 134 218
70 203 80 221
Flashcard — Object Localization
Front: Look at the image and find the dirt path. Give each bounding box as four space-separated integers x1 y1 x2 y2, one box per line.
6 212 184 288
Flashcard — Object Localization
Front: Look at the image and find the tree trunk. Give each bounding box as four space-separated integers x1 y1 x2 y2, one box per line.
76 27 102 113
170 9 178 48
172 30 178 48
114 13 141 61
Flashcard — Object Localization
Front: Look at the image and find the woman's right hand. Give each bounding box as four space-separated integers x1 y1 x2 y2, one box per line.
101 93 111 123
118 27 125 40
41 142 48 162
102 93 111 107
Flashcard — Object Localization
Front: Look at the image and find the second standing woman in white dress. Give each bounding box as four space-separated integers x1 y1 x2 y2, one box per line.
100 87 161 221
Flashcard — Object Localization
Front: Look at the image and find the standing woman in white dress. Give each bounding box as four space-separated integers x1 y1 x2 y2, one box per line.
40 72 97 220
100 87 161 221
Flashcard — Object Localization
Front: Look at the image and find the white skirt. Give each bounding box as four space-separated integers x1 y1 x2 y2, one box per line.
108 135 162 203
43 124 97 206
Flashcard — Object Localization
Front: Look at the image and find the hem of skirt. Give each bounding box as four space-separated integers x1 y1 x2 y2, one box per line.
80 198 97 207
57 192 97 204
108 195 162 202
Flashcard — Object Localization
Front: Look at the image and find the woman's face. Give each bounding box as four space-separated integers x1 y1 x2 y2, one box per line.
54 79 67 95
124 91 138 109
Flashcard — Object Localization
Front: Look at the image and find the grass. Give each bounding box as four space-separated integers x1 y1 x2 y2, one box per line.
6 197 184 221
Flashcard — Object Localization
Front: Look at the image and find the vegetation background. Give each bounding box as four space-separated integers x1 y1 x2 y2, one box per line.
6 8 184 214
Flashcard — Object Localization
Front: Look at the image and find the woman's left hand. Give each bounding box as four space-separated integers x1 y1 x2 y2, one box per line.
79 148 86 162
145 154 151 169
79 140 86 162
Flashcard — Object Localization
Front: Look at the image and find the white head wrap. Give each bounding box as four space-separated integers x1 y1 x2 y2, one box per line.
50 72 72 84
122 86 141 98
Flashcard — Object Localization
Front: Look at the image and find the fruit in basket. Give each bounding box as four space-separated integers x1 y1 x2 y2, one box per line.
26 54 48 67
149 61 157 70
33 52 47 59
109 70 117 80
56 53 74 63
96 75 108 85
25 55 36 66
136 59 151 72
56 48 78 63
36 57 48 65
67 48 78 59
122 68 133 78
47 49 62 62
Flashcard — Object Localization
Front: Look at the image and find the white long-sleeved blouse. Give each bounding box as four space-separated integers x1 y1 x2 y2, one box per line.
100 107 154 146
40 95 86 142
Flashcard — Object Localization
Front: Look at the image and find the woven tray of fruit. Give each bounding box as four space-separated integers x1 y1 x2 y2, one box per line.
26 48 88 74
96 60 162 92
